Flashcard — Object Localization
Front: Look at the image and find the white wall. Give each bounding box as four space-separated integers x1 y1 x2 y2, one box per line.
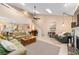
0 4 32 24
37 15 72 37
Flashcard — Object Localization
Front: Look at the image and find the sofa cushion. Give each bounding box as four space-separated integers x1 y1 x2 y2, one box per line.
10 39 25 49
8 39 27 55
0 44 10 55
0 40 17 51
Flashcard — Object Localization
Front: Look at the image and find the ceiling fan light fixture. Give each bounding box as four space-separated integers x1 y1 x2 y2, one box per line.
46 8 52 14
33 10 40 14
33 5 40 20
33 16 40 20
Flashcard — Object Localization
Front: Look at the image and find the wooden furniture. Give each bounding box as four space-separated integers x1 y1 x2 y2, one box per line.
77 14 79 26
21 36 36 46
31 30 38 36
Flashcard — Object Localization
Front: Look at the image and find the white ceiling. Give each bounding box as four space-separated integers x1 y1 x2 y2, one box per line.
8 3 78 16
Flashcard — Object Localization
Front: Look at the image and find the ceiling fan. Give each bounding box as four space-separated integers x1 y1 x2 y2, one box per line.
32 5 40 20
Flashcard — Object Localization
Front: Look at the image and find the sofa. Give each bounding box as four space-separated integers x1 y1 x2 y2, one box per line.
54 33 71 43
8 39 27 55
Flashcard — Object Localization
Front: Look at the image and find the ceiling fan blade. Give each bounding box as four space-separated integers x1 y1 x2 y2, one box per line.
33 17 40 20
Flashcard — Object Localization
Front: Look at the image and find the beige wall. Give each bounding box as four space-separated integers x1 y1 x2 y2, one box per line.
0 4 32 24
37 15 72 36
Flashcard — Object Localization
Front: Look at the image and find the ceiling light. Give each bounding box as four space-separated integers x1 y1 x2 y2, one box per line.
21 3 25 6
33 10 40 14
62 23 65 27
64 3 70 7
46 9 52 14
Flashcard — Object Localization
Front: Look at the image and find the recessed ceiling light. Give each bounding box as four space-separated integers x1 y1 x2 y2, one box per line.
46 9 52 14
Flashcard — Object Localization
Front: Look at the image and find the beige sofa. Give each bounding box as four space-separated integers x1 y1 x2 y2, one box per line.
8 39 26 55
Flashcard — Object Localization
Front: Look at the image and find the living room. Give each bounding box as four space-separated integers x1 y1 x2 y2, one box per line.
0 3 79 55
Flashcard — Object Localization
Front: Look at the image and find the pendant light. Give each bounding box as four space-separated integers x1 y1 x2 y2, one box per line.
62 12 65 27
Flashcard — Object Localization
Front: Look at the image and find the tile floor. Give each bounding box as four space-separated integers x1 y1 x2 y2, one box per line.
25 37 68 55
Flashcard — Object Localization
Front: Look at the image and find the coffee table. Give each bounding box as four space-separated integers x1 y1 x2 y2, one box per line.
21 36 36 46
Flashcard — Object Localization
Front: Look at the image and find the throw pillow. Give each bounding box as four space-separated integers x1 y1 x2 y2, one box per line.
0 40 17 51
